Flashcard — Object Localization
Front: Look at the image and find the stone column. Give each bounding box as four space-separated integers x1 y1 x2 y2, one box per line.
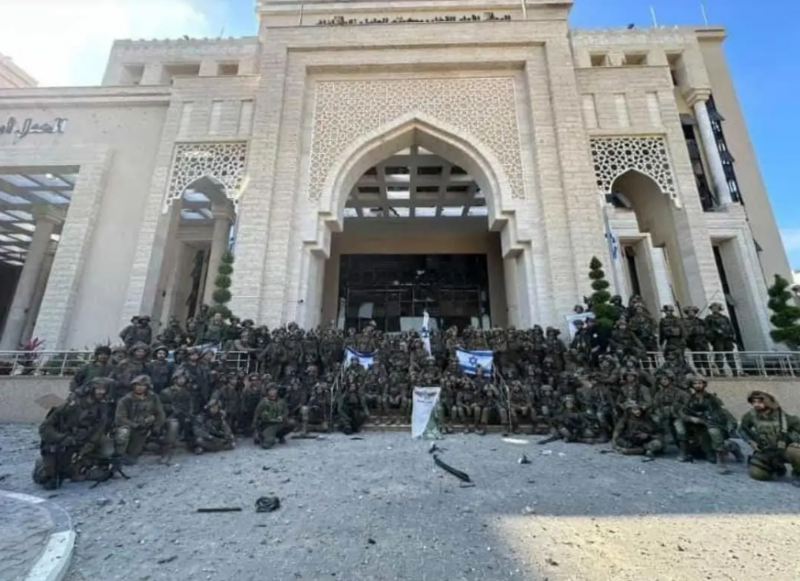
203 204 234 304
0 209 62 350
689 92 732 206
20 241 56 345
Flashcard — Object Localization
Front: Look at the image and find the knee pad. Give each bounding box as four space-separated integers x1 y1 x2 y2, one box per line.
115 427 131 445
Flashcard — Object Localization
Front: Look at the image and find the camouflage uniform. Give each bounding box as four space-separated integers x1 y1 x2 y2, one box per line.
253 387 295 449
613 401 664 457
681 376 739 470
650 370 690 461
704 303 738 376
683 306 711 375
33 378 113 489
114 375 172 463
110 342 152 402
337 383 370 435
192 399 235 453
159 372 195 443
740 391 800 484
659 305 686 353
70 346 113 395
157 317 186 350
148 345 174 394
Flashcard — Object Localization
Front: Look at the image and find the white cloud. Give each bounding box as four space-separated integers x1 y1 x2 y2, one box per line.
0 0 216 86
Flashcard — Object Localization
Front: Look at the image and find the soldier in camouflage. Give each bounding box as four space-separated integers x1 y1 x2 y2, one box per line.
739 391 800 485
683 306 711 376
705 302 738 376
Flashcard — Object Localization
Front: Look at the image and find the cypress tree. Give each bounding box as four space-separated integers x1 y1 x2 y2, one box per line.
767 274 800 350
209 250 235 319
588 256 616 332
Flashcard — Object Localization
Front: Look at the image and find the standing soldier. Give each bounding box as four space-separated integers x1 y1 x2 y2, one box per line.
739 391 800 485
70 345 113 395
705 303 738 376
683 306 711 376
149 345 174 395
659 305 686 354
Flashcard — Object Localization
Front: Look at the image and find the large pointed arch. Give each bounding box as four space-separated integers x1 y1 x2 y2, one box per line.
305 112 522 257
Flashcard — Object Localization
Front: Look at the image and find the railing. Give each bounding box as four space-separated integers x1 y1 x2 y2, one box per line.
0 349 798 379
0 350 254 377
645 351 800 378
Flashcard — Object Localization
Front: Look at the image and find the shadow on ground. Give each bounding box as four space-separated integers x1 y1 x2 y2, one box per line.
1 424 799 581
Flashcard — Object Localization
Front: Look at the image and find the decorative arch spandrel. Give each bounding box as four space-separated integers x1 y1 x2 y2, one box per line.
590 136 679 204
307 77 525 202
163 142 248 213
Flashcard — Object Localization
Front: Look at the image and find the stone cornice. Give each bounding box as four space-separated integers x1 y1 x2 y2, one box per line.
0 86 171 107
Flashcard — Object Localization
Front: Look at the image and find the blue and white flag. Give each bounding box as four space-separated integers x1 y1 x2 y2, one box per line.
603 208 619 262
456 348 493 375
167 342 221 362
344 347 374 369
420 310 432 355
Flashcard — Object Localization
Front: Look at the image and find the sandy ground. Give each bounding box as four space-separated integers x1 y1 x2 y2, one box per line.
1 423 800 581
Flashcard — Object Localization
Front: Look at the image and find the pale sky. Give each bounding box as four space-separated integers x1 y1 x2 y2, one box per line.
0 0 216 86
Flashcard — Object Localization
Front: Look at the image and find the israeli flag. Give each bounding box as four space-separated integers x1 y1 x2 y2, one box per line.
602 208 619 262
344 347 374 369
456 348 493 375
167 342 221 362
420 310 432 355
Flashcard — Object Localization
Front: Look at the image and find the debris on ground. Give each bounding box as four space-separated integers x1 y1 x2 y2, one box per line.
196 507 243 513
433 454 472 483
518 454 531 465
157 555 178 565
255 496 281 513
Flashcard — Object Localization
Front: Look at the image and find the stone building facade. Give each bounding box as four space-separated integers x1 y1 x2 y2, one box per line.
0 0 791 350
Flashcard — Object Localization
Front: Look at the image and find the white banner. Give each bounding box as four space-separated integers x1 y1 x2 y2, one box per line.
564 312 595 340
411 386 441 439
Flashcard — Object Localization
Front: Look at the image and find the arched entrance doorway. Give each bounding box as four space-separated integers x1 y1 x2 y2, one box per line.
295 116 540 330
321 144 506 332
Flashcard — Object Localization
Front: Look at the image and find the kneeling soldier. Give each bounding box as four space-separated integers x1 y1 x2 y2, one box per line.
114 375 172 465
740 390 800 485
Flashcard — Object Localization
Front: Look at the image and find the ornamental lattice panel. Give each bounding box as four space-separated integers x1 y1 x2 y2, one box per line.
308 77 525 200
590 136 678 201
163 142 248 212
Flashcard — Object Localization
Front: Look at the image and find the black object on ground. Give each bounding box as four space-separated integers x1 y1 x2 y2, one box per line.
196 507 243 513
433 454 472 483
518 454 531 464
255 496 281 512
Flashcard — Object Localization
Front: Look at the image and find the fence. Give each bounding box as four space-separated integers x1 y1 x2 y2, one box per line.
0 349 798 379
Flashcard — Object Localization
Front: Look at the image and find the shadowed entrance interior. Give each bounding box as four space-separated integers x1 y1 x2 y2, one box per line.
320 143 507 329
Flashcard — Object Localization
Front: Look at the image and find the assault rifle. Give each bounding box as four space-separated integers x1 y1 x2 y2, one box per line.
90 454 130 489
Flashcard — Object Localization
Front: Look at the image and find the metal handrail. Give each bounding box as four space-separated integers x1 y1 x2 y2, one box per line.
0 349 798 378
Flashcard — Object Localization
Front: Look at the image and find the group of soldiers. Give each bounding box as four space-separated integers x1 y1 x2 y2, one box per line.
31 296 800 489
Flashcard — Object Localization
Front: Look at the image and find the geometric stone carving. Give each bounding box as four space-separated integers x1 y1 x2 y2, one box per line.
308 77 525 200
163 142 248 213
590 136 678 201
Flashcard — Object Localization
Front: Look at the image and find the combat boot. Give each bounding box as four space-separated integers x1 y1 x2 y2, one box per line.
677 440 691 462
728 440 745 463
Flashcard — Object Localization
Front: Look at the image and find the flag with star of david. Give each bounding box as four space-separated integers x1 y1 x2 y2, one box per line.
455 348 493 375
344 347 375 369
420 310 432 355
